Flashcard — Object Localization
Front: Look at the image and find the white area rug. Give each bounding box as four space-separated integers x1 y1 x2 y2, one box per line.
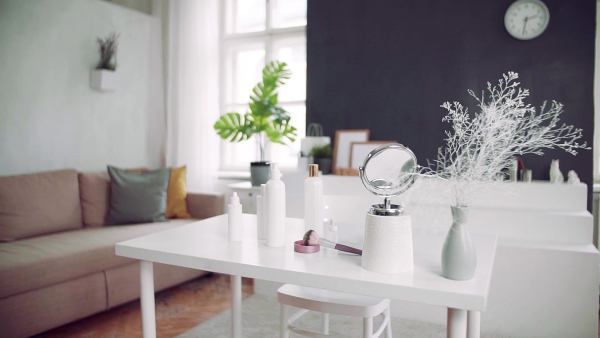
178 295 512 338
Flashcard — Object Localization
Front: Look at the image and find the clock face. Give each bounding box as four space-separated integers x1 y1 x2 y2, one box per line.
504 0 550 40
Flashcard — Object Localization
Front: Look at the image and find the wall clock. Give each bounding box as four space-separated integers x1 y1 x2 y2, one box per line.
504 0 550 40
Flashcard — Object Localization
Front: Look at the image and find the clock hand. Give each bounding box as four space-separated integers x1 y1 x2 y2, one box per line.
522 16 529 36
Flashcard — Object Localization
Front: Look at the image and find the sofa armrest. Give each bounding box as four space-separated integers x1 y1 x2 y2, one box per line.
186 192 225 220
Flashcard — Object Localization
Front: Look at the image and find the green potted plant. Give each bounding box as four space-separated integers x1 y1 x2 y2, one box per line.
96 32 119 71
310 144 333 175
214 61 297 185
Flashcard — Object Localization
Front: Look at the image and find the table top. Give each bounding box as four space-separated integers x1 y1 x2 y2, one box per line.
116 214 497 311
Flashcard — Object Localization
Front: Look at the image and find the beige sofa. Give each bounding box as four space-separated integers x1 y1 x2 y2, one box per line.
0 169 225 338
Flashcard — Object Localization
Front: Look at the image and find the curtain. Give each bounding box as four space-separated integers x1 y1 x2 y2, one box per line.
163 0 219 192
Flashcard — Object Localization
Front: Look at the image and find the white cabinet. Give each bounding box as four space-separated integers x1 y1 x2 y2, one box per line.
228 182 260 214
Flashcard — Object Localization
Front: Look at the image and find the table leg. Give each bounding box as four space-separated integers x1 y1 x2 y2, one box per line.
231 275 242 338
447 308 467 338
322 313 330 335
467 311 481 338
140 261 156 338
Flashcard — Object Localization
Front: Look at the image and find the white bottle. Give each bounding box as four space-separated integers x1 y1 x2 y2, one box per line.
326 219 338 243
228 192 242 242
256 184 267 240
304 164 324 235
266 163 286 247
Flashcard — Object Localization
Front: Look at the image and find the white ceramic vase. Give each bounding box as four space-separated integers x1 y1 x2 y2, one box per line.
441 206 476 280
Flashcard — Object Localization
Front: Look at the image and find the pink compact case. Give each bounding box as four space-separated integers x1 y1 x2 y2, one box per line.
294 240 320 253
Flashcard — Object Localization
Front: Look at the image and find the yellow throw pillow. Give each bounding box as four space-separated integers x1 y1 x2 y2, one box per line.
166 166 192 219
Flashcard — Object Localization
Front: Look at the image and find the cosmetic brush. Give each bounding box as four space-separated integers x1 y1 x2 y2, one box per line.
302 229 362 255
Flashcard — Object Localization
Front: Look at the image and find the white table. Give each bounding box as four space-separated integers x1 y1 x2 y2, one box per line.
115 214 497 338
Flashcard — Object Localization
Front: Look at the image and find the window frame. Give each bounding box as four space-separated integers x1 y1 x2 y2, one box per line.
218 0 307 173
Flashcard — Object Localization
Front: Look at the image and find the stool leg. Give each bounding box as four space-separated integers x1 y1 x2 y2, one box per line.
467 311 480 338
280 303 289 338
447 308 467 338
385 307 392 338
322 313 330 335
363 317 373 338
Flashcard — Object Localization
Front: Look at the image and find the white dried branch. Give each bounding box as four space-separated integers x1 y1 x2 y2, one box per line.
433 72 589 207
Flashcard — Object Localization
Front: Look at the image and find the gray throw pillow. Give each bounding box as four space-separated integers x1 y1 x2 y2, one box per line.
106 166 170 225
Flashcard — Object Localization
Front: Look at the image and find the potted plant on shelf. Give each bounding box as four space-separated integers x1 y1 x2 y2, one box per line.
310 144 333 175
214 61 297 186
91 32 119 91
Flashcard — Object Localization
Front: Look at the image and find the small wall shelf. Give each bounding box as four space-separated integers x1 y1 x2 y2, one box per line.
90 69 117 91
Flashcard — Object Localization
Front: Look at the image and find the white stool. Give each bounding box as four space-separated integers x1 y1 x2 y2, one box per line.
278 284 393 338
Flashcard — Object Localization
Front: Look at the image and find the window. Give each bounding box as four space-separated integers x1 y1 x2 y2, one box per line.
220 0 307 172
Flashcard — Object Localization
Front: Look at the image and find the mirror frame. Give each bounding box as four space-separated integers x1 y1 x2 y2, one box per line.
358 143 418 198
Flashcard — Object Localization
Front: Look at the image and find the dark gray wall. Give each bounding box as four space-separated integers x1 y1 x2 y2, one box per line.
307 0 595 208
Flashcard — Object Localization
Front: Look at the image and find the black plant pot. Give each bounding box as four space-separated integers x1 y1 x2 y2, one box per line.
313 158 332 175
250 161 271 186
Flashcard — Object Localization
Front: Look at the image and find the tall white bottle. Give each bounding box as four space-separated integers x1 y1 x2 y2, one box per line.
304 164 324 235
228 192 242 242
256 184 267 240
266 163 286 247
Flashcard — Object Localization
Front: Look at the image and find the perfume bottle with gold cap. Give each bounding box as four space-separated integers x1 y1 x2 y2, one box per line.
304 164 324 235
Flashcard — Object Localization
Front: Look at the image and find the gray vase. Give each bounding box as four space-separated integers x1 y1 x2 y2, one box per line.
441 206 476 280
250 162 270 186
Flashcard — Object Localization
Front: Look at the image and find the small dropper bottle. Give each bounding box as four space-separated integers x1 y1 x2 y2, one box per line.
228 192 242 241
327 219 338 243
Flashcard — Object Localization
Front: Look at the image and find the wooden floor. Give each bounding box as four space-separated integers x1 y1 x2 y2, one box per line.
33 273 253 338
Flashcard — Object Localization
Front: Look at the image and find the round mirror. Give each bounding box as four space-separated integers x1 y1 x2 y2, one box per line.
358 143 418 199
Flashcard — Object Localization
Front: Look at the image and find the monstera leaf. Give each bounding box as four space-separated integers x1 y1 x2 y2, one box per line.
249 61 290 117
213 112 253 142
265 119 297 145
262 61 291 87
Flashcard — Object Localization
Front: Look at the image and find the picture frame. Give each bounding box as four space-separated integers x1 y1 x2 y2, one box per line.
349 141 397 169
333 129 370 174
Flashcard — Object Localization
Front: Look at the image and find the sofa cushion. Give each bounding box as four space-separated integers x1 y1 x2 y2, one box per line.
79 168 148 226
78 172 110 226
106 166 170 225
0 169 82 242
0 272 107 338
166 166 192 219
0 219 195 299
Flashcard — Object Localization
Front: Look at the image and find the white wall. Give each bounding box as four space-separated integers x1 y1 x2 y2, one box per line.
0 0 165 175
